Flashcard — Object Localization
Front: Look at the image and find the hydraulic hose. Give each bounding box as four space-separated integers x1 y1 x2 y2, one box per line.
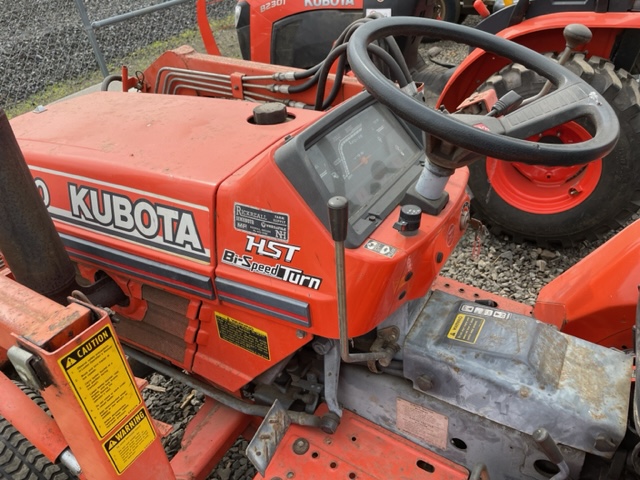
101 74 122 91
314 42 407 110
320 54 347 110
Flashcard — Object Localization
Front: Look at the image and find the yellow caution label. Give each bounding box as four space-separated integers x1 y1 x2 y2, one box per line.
103 407 156 474
59 325 141 439
215 312 270 360
447 314 485 344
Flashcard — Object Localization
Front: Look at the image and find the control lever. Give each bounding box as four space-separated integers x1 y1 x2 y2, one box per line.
533 428 570 480
523 24 593 106
327 197 391 365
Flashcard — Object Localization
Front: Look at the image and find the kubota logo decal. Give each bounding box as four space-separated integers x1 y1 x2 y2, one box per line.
304 0 355 6
30 167 211 263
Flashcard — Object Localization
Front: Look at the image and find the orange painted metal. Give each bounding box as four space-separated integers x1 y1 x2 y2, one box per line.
0 275 91 352
11 69 469 392
256 408 469 480
535 219 640 349
439 12 634 111
171 400 251 480
33 319 175 479
141 46 364 107
0 276 174 479
434 276 534 317
196 0 222 56
0 373 69 464
193 302 312 393
214 163 468 341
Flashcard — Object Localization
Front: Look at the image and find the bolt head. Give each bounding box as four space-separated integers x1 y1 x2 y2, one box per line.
416 374 434 391
292 438 310 455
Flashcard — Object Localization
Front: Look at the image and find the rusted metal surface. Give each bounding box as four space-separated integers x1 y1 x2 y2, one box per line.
434 276 534 317
247 400 292 476
404 289 632 461
0 276 91 351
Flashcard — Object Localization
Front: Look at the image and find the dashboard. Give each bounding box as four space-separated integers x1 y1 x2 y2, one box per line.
276 93 424 247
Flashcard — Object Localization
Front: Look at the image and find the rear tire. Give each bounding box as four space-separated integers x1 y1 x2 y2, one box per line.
469 54 640 246
434 0 461 23
0 383 75 480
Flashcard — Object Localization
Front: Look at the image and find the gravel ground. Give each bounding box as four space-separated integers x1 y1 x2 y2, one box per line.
3 3 637 479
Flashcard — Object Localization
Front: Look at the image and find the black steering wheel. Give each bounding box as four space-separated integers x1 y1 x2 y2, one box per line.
347 17 619 169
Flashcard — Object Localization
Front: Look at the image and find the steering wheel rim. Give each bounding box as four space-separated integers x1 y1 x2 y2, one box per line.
347 17 619 167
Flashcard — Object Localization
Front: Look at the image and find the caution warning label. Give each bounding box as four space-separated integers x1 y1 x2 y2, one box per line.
59 325 141 439
103 407 156 474
216 312 270 360
447 314 485 344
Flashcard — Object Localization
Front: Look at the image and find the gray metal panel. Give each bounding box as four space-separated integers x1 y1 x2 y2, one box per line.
403 290 632 457
338 363 586 479
215 277 310 326
61 233 215 299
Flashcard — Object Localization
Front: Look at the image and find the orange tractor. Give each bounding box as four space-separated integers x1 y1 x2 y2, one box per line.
0 14 639 480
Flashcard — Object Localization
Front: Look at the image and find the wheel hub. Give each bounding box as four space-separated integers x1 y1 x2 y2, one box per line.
485 122 602 214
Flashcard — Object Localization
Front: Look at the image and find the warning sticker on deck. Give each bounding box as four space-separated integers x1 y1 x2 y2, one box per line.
447 313 485 344
216 312 270 360
59 325 141 439
396 398 448 450
103 407 156 474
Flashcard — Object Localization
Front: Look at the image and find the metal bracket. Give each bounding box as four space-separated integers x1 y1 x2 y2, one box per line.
367 326 401 373
7 346 49 390
246 399 291 477
323 339 342 418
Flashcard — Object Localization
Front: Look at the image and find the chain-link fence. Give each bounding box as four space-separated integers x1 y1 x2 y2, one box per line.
0 0 236 117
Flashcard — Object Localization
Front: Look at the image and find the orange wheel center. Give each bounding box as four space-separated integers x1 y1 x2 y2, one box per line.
485 122 602 214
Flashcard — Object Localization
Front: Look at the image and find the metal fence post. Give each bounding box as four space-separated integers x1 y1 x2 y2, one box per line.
72 0 109 76
72 0 193 78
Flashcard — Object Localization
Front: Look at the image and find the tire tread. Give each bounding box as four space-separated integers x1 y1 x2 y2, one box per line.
471 54 640 246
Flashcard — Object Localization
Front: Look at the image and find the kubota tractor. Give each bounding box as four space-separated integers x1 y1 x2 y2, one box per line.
214 0 640 246
227 0 481 69
0 15 639 480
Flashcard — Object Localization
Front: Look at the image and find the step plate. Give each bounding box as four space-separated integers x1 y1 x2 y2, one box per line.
257 408 469 480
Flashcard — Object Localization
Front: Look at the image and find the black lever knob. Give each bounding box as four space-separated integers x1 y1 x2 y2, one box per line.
563 24 592 50
328 196 349 242
394 205 422 235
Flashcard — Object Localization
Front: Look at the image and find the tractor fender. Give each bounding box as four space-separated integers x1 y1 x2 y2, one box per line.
534 220 640 350
438 11 640 111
